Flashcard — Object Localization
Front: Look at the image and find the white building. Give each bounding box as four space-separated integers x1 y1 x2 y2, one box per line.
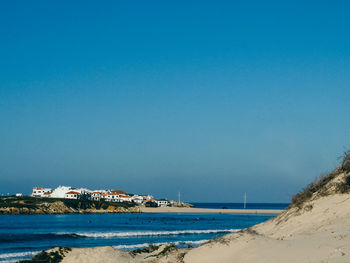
75 188 91 194
50 186 73 198
156 199 170 207
91 191 102 201
31 187 52 197
106 192 120 202
16 193 23 197
142 195 154 202
119 195 132 202
65 191 80 199
29 186 168 205
131 195 144 204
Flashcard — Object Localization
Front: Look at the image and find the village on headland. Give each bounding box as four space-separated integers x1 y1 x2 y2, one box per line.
25 185 186 208
0 185 195 215
1 186 285 215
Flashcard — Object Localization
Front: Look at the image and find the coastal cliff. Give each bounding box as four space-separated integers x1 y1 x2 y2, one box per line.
0 196 141 214
23 161 350 262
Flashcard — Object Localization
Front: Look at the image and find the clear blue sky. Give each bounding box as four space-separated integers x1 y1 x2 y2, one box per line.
1 1 349 202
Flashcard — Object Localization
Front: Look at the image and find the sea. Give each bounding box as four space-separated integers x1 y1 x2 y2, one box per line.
0 203 289 262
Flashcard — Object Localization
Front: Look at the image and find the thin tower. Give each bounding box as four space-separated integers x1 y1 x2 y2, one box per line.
244 192 247 209
178 191 181 204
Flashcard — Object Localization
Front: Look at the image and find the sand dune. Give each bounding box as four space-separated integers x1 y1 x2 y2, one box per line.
184 170 350 262
184 193 350 263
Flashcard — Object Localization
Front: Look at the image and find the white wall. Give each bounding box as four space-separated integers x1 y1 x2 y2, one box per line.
50 186 72 198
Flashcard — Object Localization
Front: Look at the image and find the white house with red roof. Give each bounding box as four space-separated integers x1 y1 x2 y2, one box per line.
106 192 120 202
119 194 132 202
65 191 80 199
31 187 52 197
142 195 154 202
109 190 125 195
30 186 156 204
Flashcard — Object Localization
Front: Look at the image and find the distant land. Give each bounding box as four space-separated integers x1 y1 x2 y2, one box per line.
0 196 284 215
0 185 195 215
0 196 140 215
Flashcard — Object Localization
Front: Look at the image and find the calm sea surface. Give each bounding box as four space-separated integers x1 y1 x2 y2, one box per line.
0 203 287 262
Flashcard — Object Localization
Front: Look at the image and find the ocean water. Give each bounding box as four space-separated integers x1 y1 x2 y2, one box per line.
0 203 283 262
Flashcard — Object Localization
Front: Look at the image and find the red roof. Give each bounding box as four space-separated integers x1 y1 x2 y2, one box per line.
110 190 125 194
66 191 80 195
107 192 121 195
34 187 43 190
120 195 131 198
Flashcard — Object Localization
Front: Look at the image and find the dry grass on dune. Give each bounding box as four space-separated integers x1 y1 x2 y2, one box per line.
290 150 350 209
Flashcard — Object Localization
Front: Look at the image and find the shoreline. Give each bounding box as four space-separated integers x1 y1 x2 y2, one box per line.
141 206 283 215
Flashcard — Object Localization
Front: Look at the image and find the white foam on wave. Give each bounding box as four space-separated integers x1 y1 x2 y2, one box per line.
113 239 210 250
76 229 240 238
0 250 39 260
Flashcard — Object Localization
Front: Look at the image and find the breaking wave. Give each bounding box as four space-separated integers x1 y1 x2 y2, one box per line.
0 229 239 244
0 250 39 261
75 229 240 238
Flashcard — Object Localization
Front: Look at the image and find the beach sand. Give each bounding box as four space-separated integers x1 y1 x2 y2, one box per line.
39 170 350 263
184 192 350 263
58 192 350 263
140 206 282 215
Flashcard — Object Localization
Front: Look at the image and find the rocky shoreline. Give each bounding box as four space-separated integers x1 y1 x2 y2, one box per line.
0 197 141 215
0 196 194 215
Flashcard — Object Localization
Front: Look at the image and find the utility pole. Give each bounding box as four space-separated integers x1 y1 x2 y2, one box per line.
244 192 247 209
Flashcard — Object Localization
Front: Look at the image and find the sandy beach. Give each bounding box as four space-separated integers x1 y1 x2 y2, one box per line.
32 168 350 263
140 206 283 215
184 192 350 263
